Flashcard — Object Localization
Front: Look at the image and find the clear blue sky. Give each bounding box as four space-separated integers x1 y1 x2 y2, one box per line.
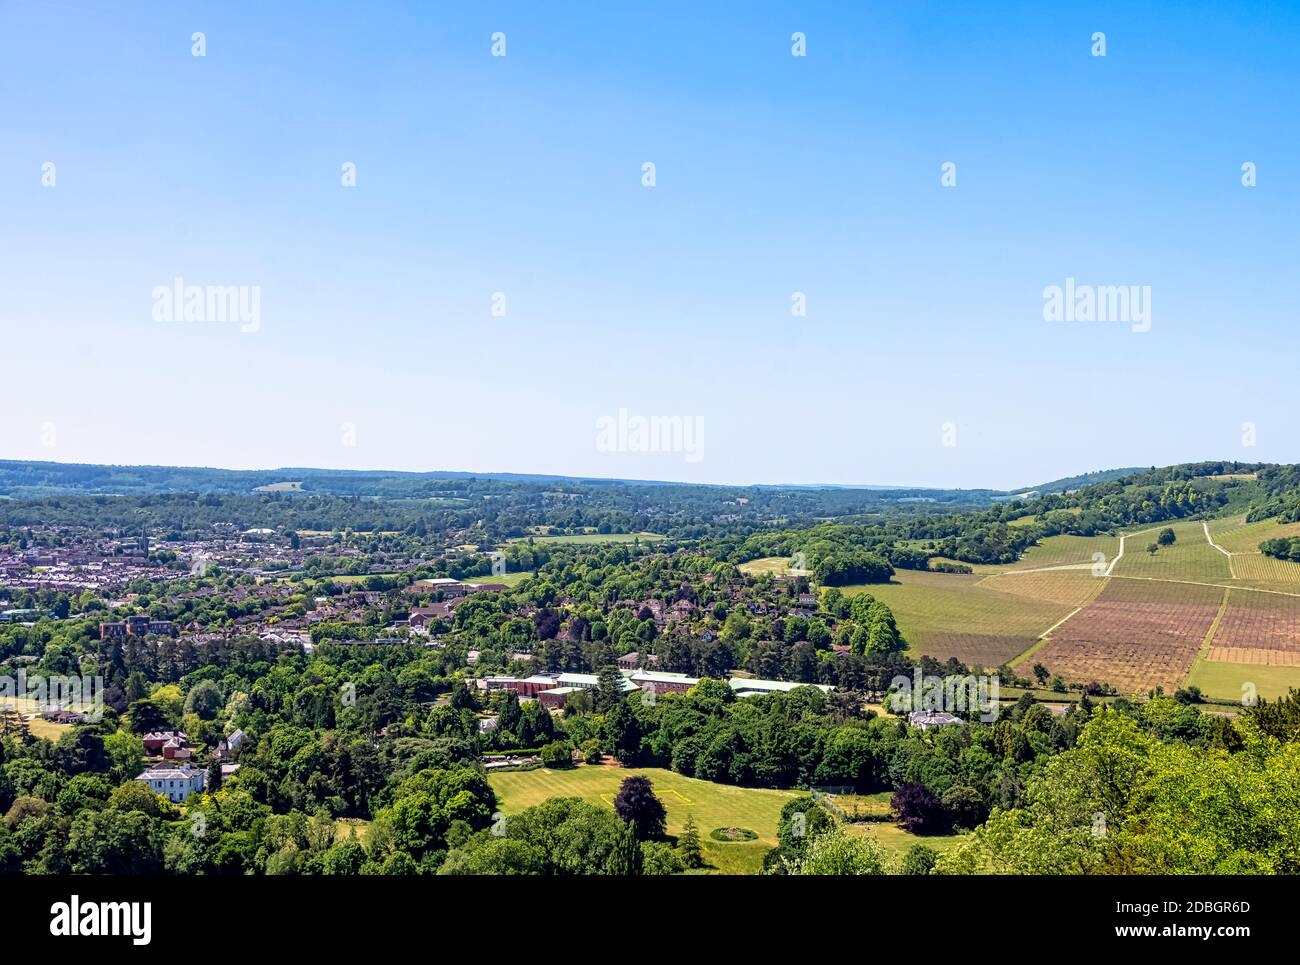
2 1 1297 489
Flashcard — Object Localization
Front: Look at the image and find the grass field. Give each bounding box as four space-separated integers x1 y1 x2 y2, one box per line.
738 556 811 577
488 765 799 874
253 480 303 492
1 697 74 741
468 571 534 587
843 822 964 863
333 818 370 842
843 569 1080 668
1183 659 1300 703
26 717 72 741
323 573 402 584
508 531 665 546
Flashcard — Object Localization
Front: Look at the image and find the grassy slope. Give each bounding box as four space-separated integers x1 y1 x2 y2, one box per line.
842 569 1084 668
488 765 799 875
1112 519 1231 582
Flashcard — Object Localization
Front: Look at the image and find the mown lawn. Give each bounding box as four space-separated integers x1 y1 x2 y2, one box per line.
488 765 799 874
1183 658 1300 703
467 570 534 587
738 556 810 577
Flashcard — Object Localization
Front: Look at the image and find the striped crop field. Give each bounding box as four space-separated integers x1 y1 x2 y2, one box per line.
1112 519 1231 582
844 569 1077 668
1027 578 1224 694
1208 515 1300 554
1205 589 1300 667
1230 553 1300 589
978 570 1109 608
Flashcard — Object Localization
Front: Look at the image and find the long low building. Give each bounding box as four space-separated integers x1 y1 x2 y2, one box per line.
628 670 699 695
728 677 833 697
481 668 833 707
557 672 639 694
479 674 562 697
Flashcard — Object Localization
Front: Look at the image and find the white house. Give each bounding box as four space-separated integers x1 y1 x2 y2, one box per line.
135 764 205 803
908 710 964 731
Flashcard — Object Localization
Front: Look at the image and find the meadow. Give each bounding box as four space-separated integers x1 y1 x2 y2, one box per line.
488 765 799 875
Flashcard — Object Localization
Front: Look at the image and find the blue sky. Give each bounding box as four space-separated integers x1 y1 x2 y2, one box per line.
2 1 1297 489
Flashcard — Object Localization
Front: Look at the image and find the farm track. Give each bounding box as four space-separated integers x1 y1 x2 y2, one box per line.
1009 603 1087 669
993 520 1300 600
906 521 1300 689
1204 520 1236 578
964 519 1300 693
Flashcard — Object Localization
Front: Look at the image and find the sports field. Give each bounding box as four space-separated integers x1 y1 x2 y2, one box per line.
488 765 798 875
468 570 534 587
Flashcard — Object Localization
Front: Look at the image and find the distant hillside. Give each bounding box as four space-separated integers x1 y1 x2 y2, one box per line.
1015 467 1147 496
0 458 997 502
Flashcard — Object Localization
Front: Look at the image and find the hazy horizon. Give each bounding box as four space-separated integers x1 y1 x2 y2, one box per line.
0 451 1174 493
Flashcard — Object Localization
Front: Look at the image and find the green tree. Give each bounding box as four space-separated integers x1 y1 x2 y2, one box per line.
794 828 890 875
676 813 704 869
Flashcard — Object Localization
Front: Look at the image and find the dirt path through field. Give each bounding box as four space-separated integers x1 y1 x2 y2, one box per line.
1203 520 1236 577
